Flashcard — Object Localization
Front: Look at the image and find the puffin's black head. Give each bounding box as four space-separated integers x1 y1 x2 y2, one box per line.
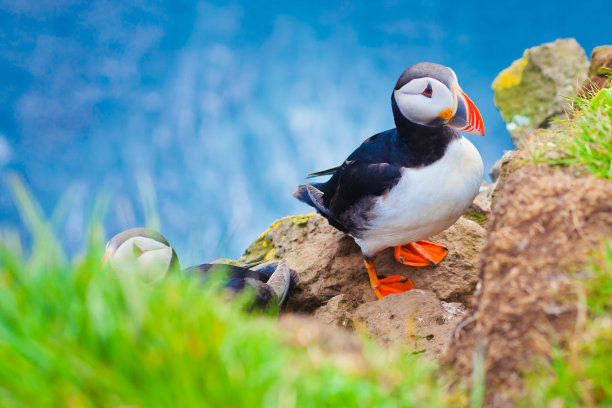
391 62 484 136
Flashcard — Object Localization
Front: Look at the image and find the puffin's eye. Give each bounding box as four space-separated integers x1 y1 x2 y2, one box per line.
422 83 433 98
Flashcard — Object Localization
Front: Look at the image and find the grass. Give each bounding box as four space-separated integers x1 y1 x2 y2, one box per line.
524 242 612 407
0 180 458 408
526 87 612 180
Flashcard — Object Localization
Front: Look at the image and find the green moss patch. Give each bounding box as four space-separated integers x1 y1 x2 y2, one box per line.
463 211 487 227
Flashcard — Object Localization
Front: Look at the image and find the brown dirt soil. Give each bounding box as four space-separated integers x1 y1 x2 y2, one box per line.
443 166 612 407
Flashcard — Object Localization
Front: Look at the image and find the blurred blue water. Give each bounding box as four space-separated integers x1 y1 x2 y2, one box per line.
0 0 607 265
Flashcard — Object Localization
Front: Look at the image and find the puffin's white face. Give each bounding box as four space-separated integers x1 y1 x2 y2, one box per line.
108 236 173 284
393 76 454 126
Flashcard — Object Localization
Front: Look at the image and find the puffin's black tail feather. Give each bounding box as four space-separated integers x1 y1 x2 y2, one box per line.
292 182 325 207
305 166 340 179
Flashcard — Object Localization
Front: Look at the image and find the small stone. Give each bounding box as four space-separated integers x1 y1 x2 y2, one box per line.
352 290 466 358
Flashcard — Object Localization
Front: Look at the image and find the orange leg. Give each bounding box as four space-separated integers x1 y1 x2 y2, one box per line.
364 259 415 299
394 240 448 267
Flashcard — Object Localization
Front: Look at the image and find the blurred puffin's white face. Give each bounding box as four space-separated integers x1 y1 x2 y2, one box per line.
109 236 173 284
393 77 454 126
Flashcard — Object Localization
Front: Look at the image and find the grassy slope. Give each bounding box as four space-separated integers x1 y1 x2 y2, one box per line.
522 87 612 406
0 184 457 408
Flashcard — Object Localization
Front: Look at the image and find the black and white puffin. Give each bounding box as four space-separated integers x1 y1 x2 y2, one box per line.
102 228 298 308
294 62 484 299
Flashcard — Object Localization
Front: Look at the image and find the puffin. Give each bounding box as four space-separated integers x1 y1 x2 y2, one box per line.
293 62 484 299
102 228 298 308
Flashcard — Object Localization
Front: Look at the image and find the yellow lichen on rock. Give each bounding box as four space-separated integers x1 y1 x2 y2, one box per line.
492 50 529 92
296 215 310 226
263 248 277 260
258 220 282 240
240 213 318 263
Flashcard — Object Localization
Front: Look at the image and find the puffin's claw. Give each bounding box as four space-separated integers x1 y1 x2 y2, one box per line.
364 259 415 299
394 240 448 267
377 275 416 297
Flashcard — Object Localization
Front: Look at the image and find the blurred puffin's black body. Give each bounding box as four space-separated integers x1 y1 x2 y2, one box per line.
184 262 298 308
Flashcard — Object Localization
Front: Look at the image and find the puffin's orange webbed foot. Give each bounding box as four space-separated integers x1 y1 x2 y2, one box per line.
394 240 448 267
377 275 416 297
364 260 415 299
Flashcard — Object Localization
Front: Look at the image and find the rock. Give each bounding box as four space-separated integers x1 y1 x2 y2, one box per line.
352 289 465 358
241 214 485 311
490 149 524 204
488 157 503 183
491 38 589 146
580 45 612 96
239 213 486 356
444 166 612 406
240 214 369 313
313 294 352 327
464 182 492 226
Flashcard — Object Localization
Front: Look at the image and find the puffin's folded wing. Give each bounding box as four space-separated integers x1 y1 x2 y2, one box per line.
265 259 292 306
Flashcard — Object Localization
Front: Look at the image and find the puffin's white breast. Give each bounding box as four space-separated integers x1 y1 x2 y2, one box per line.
355 136 483 257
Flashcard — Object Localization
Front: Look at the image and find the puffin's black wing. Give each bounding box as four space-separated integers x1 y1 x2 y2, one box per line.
184 263 271 286
294 129 408 236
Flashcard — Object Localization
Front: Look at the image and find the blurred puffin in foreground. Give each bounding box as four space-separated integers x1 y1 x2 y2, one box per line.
294 62 484 299
103 228 298 309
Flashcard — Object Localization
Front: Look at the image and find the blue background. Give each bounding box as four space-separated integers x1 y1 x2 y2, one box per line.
0 0 607 265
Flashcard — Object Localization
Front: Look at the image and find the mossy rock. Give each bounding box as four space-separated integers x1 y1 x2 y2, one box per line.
492 38 588 147
239 214 316 264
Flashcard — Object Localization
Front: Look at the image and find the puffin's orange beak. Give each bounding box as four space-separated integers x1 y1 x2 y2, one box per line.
447 88 485 136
